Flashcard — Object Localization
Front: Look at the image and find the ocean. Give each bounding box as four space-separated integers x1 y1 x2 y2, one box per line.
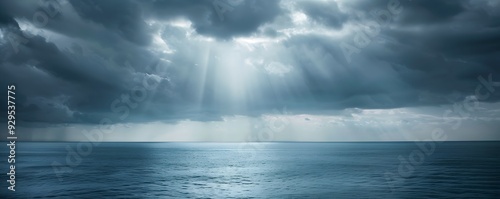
2 142 499 198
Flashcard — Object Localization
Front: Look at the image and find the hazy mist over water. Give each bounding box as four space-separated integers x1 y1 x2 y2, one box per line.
2 142 499 198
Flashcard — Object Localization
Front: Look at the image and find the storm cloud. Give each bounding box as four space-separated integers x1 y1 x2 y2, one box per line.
0 0 499 141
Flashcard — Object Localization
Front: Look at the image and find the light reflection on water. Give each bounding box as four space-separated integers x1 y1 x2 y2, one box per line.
2 142 500 198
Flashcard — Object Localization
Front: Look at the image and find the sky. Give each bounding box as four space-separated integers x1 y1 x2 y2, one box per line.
0 0 499 142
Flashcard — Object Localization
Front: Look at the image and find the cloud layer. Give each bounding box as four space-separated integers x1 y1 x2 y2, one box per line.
0 0 499 141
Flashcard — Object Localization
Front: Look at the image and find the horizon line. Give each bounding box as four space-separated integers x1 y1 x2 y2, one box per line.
3 140 500 143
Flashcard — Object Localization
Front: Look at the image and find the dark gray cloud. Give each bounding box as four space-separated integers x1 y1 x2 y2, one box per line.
0 0 499 128
298 1 347 29
69 0 151 45
145 0 283 39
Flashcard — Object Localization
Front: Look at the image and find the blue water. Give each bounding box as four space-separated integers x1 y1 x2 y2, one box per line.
1 142 499 198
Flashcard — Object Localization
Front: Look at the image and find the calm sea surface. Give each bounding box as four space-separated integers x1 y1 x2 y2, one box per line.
1 142 499 198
